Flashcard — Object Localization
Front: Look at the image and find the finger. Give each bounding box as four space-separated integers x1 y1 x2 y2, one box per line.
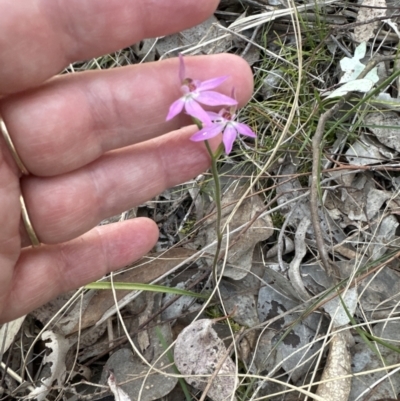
0 149 21 309
0 0 218 94
20 125 218 245
0 219 158 323
1 54 253 176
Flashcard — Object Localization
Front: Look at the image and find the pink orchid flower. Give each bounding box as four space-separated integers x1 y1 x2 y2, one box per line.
166 54 237 125
190 107 256 155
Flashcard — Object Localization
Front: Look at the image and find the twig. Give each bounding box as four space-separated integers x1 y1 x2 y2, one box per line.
0 362 35 392
240 24 262 58
288 217 312 301
331 14 400 32
325 153 400 172
277 207 294 272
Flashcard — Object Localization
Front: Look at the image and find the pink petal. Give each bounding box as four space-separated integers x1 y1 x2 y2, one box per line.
190 123 224 141
197 76 228 91
197 91 238 106
185 99 212 125
178 54 185 82
236 122 256 137
222 125 237 154
166 98 185 121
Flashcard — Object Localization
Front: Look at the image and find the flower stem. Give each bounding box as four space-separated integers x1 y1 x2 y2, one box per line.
204 140 224 287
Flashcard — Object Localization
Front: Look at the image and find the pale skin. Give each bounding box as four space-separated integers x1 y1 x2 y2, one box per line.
0 0 253 323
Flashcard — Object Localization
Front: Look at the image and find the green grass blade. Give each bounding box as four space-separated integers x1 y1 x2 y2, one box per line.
85 282 208 299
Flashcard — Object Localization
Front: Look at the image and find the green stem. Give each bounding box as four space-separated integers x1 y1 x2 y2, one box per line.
204 140 224 287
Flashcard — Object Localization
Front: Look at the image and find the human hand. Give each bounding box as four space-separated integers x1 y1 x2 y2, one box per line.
0 0 253 323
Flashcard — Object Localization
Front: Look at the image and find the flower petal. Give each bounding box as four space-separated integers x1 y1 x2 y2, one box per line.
197 76 229 91
166 98 185 121
190 123 224 141
197 91 238 106
236 122 256 137
222 125 237 154
185 99 212 125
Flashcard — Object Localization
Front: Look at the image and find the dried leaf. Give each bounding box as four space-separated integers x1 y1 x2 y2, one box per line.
102 322 177 401
350 321 400 400
301 264 335 294
266 235 294 258
326 78 376 99
316 330 352 401
346 136 387 166
0 316 25 353
161 282 196 322
353 0 387 42
138 292 154 352
28 331 70 401
339 43 376 83
219 281 259 327
386 18 400 38
156 16 231 57
349 260 400 320
257 280 322 382
252 330 278 373
203 186 273 280
174 319 237 401
326 42 379 98
370 215 399 260
325 174 391 224
365 111 400 153
262 265 299 300
30 292 77 328
323 288 358 326
132 38 157 62
261 69 285 99
107 371 131 401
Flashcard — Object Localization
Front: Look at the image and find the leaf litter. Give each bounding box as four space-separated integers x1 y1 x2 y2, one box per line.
3 1 400 401
174 319 237 401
